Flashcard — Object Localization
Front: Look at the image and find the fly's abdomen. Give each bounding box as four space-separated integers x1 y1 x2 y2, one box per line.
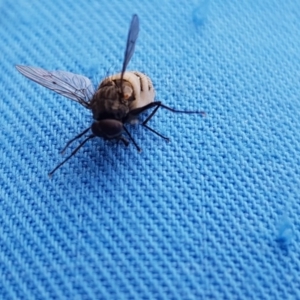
91 71 155 121
130 71 155 109
100 71 155 109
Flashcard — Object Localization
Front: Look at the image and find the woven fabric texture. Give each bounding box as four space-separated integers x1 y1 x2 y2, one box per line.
1 0 300 299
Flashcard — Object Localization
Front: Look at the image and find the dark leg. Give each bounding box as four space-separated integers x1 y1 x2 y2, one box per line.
60 127 90 154
119 136 129 147
122 126 141 152
142 124 170 141
115 136 129 147
124 101 205 141
126 101 205 118
141 104 161 126
141 105 169 140
159 103 206 116
125 102 169 140
49 134 95 177
125 101 162 120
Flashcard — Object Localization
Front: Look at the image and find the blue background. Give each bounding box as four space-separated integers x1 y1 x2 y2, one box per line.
1 0 300 299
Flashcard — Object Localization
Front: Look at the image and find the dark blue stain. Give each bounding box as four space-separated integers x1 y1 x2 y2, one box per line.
276 218 294 251
192 0 210 27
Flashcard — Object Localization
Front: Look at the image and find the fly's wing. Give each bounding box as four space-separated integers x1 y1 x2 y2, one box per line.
120 14 140 83
16 65 95 108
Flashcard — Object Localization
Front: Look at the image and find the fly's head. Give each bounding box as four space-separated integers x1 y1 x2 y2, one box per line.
91 119 123 140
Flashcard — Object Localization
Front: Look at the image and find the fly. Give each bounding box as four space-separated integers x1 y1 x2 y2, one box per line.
16 14 204 176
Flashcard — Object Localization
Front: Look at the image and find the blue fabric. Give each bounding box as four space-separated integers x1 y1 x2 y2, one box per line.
1 0 300 298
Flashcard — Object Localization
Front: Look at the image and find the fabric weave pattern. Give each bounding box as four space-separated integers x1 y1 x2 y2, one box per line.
0 0 299 299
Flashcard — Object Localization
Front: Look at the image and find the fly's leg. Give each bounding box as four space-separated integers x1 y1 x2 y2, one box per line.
124 100 205 142
49 134 95 177
141 104 169 141
123 126 141 152
60 127 90 154
125 101 169 141
120 136 129 147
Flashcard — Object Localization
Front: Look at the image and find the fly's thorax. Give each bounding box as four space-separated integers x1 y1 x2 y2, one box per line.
90 79 133 121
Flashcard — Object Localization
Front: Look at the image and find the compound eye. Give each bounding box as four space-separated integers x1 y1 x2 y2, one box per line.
91 119 123 139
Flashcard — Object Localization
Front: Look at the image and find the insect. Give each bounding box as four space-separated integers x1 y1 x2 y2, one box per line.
16 14 204 176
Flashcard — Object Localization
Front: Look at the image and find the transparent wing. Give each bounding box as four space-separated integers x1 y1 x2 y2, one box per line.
121 14 140 76
16 65 95 108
